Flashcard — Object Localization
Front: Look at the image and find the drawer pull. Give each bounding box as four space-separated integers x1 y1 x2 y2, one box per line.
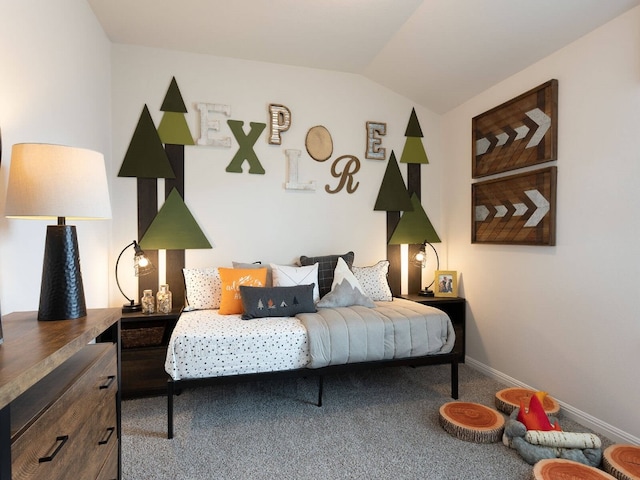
38 435 69 463
98 427 115 445
99 375 116 389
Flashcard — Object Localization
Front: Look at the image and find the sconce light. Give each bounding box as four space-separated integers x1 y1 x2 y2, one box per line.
5 143 111 320
115 240 155 312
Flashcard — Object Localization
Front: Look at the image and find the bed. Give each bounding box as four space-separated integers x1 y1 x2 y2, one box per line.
165 254 461 439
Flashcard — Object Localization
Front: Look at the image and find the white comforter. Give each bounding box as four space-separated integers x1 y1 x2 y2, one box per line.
165 309 310 380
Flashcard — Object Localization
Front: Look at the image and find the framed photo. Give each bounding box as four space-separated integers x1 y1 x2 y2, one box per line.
472 79 558 178
434 270 458 297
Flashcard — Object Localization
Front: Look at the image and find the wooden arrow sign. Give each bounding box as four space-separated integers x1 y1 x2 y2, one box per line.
472 167 557 245
472 80 557 178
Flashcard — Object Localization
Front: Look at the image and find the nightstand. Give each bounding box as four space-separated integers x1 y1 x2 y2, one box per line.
402 295 466 362
120 308 182 398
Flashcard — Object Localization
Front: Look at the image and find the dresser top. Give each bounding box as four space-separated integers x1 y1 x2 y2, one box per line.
0 308 120 409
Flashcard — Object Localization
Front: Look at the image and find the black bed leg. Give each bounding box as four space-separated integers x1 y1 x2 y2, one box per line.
451 360 459 400
317 376 323 407
168 380 174 439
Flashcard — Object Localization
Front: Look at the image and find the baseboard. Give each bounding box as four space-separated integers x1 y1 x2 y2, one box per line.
465 357 640 445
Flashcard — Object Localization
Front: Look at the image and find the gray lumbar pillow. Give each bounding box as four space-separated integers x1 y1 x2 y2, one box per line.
240 284 316 320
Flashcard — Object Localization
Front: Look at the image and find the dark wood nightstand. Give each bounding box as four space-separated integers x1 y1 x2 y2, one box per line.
120 308 182 399
401 295 466 362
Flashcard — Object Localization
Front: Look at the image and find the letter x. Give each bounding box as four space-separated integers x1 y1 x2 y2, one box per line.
226 120 266 174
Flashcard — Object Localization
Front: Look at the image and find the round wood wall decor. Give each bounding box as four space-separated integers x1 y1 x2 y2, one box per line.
438 402 504 443
305 125 333 161
532 458 617 480
495 387 560 415
603 444 640 480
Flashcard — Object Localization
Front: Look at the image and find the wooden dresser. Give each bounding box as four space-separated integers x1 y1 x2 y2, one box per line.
0 308 121 480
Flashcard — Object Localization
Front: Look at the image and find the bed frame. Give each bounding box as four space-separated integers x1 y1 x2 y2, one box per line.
167 351 459 438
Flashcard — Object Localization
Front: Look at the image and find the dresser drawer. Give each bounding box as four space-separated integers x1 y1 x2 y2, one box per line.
11 344 117 480
96 440 119 480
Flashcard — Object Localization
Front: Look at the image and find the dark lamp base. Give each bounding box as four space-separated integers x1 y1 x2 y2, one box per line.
38 225 87 321
122 302 143 313
418 289 435 297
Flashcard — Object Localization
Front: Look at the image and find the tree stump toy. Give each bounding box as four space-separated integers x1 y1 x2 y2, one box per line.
603 444 640 480
532 458 617 480
495 387 560 415
439 401 504 443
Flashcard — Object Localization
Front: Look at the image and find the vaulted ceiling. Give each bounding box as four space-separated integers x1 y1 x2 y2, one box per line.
87 0 639 113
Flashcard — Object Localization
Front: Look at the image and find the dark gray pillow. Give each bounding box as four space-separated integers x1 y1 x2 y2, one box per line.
240 284 316 320
299 251 354 298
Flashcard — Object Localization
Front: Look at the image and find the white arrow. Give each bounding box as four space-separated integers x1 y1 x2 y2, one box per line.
525 108 551 148
494 205 508 218
524 189 550 227
475 205 490 221
476 137 491 156
513 203 528 216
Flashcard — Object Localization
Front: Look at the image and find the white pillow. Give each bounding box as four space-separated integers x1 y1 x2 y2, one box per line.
182 267 222 310
317 257 375 308
352 260 392 301
270 263 320 303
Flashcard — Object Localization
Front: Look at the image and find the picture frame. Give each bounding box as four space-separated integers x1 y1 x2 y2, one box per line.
472 79 558 178
434 270 458 297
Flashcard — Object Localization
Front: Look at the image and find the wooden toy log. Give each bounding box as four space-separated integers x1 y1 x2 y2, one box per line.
532 458 617 480
439 402 504 443
525 430 601 449
495 387 560 415
603 444 640 480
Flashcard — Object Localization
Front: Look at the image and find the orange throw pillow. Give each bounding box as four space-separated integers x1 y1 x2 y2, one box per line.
218 267 267 315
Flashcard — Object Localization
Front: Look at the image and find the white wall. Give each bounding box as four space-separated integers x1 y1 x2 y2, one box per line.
442 6 640 442
0 0 112 314
109 46 444 303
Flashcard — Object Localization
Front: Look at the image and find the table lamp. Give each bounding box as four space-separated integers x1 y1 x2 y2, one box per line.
115 240 155 312
5 143 111 320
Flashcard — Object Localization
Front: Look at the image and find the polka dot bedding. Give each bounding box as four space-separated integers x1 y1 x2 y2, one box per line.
165 309 310 380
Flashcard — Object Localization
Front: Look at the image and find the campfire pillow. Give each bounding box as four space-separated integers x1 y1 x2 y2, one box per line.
218 267 267 315
352 260 392 301
270 263 320 303
299 251 354 298
240 284 317 320
183 267 222 310
317 257 375 308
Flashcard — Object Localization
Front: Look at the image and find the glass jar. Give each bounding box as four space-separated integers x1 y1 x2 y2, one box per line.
141 289 155 314
156 284 172 314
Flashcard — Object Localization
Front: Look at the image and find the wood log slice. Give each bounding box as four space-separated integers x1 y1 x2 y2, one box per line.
495 387 560 415
532 458 617 480
439 401 504 443
305 125 333 161
603 444 640 480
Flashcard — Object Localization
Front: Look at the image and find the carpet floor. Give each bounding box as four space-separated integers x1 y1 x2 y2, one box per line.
121 364 611 479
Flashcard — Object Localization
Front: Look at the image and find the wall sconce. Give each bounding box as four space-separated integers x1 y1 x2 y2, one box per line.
115 240 155 312
5 143 111 320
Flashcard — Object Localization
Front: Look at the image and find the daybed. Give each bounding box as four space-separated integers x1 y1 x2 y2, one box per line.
165 253 460 439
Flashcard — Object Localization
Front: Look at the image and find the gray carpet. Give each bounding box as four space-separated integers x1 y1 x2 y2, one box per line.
121 364 610 479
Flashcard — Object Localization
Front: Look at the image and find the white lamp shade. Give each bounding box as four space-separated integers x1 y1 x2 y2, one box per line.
5 143 111 220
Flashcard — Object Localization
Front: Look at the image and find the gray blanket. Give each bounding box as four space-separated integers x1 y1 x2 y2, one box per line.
296 298 455 368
